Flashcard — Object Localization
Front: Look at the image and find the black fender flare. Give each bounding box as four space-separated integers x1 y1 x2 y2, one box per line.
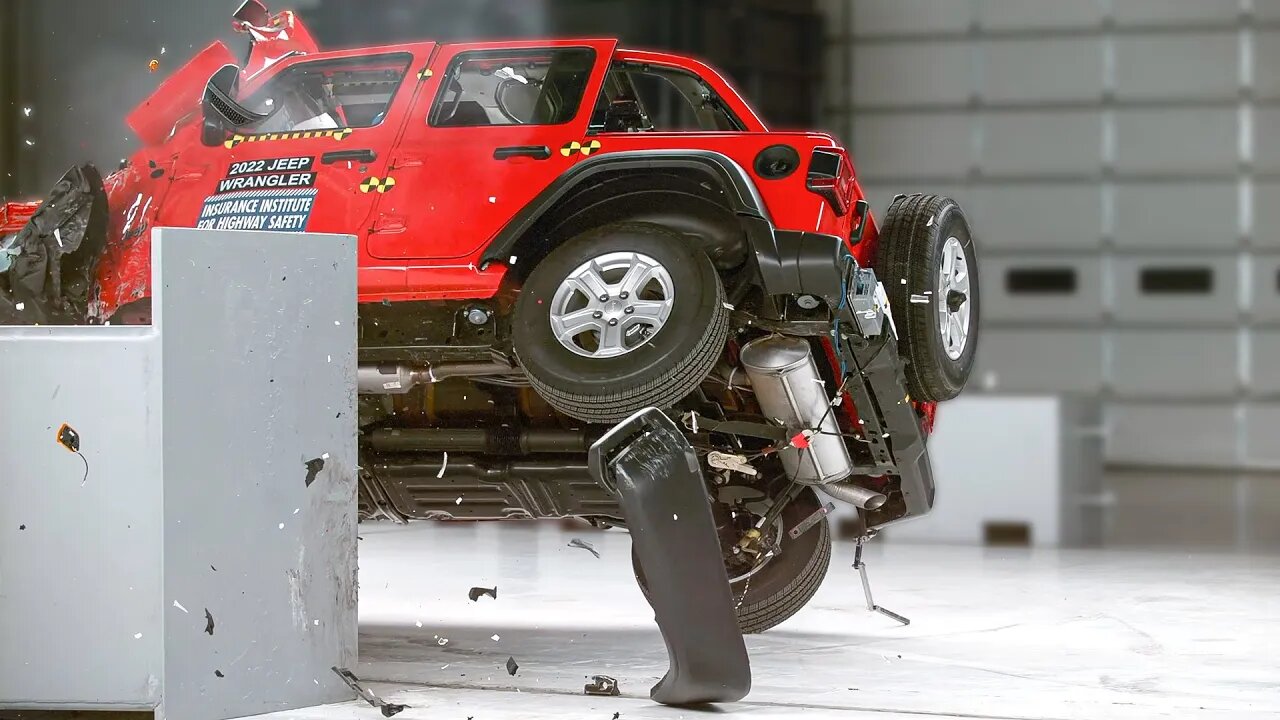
481 149 851 300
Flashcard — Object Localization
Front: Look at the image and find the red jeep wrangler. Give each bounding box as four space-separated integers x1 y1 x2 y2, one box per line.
1 2 979 632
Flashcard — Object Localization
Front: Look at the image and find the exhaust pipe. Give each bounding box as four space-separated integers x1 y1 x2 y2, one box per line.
739 335 854 485
823 481 887 510
358 362 516 394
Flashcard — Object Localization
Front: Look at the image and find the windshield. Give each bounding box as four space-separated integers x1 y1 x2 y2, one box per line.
241 53 412 133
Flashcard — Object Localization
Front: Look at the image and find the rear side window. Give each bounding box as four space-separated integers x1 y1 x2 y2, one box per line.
243 54 412 133
430 48 596 127
592 63 744 133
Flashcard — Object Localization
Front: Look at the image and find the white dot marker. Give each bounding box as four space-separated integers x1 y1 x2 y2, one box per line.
278 523 285 530
134 632 143 639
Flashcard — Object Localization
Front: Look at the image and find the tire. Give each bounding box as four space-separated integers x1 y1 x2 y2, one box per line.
513 222 729 423
632 488 833 634
875 193 980 402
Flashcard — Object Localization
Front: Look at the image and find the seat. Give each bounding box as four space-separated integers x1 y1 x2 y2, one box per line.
439 100 492 127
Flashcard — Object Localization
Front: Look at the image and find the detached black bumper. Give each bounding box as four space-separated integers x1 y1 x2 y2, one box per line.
588 408 751 706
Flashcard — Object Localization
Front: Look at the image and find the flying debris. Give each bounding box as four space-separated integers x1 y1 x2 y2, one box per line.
468 586 497 602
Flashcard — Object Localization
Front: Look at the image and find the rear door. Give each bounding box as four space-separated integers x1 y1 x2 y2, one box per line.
165 45 432 242
367 40 616 261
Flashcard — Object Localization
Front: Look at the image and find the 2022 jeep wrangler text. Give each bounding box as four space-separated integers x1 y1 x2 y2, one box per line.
0 1 979 633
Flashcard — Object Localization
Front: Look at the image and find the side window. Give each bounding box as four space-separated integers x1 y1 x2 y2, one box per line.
429 48 596 127
242 53 413 133
592 63 744 133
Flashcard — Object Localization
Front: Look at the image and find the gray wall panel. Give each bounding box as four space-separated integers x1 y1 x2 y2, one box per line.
1112 255 1239 324
1111 0 1242 26
1114 108 1239 174
1250 332 1280 395
1250 254 1280 321
980 110 1103 175
982 38 1105 103
1111 330 1239 397
1251 182 1280 246
1246 404 1280 466
966 184 1104 250
1113 182 1239 248
1251 32 1280 99
973 329 1105 393
1252 108 1280 173
853 42 972 107
1108 402 1239 466
853 113 972 178
977 0 1106 31
852 0 971 36
1114 33 1239 101
982 255 1104 322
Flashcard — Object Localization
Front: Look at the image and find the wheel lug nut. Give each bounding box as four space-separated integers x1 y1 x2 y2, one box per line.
624 307 634 314
599 294 609 302
592 311 603 319
620 291 629 299
608 318 619 326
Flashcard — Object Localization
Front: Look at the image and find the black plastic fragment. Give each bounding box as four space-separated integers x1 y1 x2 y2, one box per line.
214 670 224 678
332 665 408 717
204 608 215 635
304 457 326 486
584 674 620 697
467 586 497 602
588 408 751 705
0 164 108 325
506 656 518 676
18 525 26 531
567 537 601 558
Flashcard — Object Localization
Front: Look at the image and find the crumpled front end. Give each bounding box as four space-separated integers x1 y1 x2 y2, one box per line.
0 165 108 325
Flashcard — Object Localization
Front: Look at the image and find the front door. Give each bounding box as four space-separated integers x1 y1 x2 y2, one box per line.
163 45 433 244
367 40 616 261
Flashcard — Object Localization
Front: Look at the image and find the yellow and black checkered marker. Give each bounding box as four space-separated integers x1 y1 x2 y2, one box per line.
560 139 602 157
417 67 433 81
224 127 353 149
359 176 397 194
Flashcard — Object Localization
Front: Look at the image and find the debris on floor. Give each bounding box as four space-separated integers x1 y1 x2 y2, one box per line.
506 656 519 675
332 666 408 717
584 674 620 697
567 537 601 558
468 586 498 602
204 608 215 635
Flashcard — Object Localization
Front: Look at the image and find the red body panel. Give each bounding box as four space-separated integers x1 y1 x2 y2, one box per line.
89 29 880 316
1 203 39 234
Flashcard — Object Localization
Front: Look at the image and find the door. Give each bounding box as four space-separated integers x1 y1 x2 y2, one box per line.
163 45 433 243
367 40 617 261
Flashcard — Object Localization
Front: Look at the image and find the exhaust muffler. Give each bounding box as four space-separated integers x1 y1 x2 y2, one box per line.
740 335 854 485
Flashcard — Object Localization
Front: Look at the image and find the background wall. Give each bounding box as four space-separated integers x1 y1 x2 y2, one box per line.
820 0 1280 549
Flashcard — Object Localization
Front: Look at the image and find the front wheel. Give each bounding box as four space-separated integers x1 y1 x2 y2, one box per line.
512 222 729 424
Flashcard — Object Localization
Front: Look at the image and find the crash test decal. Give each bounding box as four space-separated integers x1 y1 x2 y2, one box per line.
560 139 602 157
359 176 397 194
196 156 319 232
223 127 353 149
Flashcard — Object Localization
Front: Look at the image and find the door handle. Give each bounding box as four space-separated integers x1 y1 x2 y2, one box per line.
322 149 377 164
493 145 551 160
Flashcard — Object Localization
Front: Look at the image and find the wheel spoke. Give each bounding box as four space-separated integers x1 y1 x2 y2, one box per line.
618 257 658 297
571 265 611 301
551 308 602 341
629 299 669 321
948 314 964 351
598 321 625 352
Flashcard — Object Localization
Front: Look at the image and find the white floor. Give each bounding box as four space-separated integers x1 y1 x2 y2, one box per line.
253 521 1280 720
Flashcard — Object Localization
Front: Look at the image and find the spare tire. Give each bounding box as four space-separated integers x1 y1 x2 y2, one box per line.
875 194 979 401
513 222 728 423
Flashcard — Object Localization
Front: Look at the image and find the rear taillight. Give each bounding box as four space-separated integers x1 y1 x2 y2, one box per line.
806 148 853 216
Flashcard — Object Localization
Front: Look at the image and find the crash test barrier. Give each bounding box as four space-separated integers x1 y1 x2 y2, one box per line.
0 228 359 719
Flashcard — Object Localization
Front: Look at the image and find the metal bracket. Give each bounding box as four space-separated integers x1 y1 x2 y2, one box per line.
853 539 910 626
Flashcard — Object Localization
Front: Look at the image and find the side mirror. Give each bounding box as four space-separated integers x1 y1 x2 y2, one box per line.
201 64 268 145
